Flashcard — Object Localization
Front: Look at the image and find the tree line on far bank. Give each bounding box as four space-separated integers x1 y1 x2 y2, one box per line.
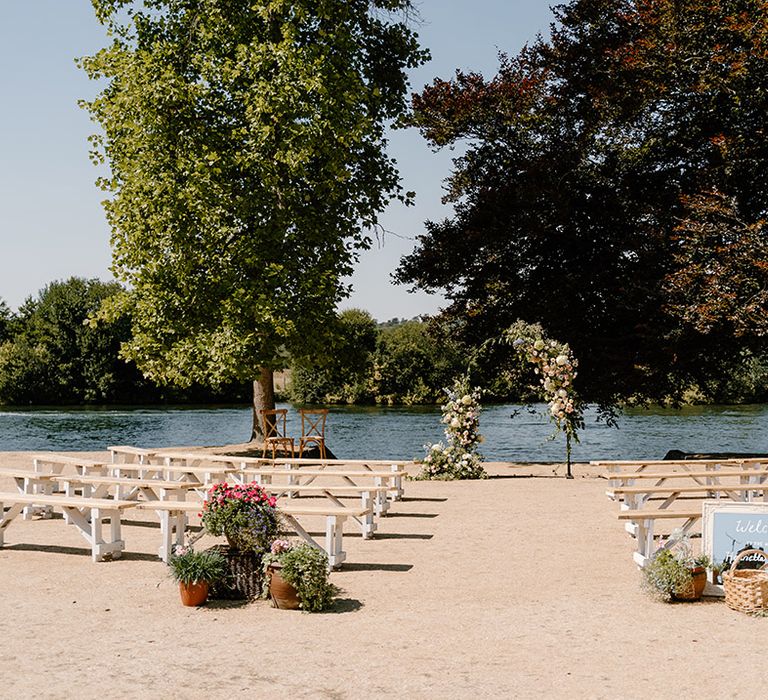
1 277 766 407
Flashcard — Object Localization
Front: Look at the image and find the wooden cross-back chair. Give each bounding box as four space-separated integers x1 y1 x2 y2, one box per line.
299 408 328 459
260 409 294 459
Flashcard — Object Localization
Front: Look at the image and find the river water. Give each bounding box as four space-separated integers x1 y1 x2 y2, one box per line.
1 403 767 463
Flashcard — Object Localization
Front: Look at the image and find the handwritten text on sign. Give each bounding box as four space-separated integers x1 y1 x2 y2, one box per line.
703 502 768 585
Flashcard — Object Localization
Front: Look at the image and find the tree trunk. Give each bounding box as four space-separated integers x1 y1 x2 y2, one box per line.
251 367 276 441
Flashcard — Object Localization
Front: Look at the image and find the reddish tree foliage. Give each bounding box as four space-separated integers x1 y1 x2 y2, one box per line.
397 0 768 406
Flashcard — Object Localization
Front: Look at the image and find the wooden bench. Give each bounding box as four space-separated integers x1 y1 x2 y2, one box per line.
0 468 59 520
52 474 197 503
107 462 235 488
592 458 765 499
612 482 768 538
237 468 404 506
136 500 371 568
271 458 410 500
607 469 768 501
617 509 703 567
108 445 158 465
613 483 768 511
0 492 136 561
153 451 410 500
33 454 109 474
249 483 389 536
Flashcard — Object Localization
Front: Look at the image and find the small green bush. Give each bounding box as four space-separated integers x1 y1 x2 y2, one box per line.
168 546 228 585
263 540 337 612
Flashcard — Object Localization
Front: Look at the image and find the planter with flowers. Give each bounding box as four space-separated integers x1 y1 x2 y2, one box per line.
168 545 228 606
262 539 337 611
641 531 711 602
201 482 281 599
202 482 280 553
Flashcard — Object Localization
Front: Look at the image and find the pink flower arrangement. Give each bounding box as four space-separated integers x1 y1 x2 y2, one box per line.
202 481 281 553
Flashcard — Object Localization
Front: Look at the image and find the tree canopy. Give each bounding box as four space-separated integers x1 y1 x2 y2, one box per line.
397 0 768 407
0 278 146 404
80 0 427 435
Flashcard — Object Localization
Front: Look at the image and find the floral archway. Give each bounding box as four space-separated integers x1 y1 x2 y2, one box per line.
504 321 584 478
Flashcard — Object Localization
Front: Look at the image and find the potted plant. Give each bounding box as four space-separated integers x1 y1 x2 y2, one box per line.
262 539 337 612
168 545 228 606
201 482 280 553
641 533 711 602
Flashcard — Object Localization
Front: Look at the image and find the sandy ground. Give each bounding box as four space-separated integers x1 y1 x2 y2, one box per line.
0 451 763 699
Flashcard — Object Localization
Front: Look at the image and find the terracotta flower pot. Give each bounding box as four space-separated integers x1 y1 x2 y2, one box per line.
179 580 210 607
673 566 707 601
268 564 300 610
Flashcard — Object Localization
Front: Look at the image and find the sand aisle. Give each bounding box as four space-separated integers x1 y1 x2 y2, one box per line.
0 452 762 699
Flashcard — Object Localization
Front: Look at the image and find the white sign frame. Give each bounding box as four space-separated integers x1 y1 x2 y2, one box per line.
702 500 768 595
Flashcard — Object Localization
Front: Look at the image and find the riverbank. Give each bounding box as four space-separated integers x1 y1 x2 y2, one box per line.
0 451 762 698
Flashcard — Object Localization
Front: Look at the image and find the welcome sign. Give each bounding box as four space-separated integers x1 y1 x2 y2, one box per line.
703 501 768 587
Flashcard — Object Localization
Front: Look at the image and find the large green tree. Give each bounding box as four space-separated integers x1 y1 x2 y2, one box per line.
0 278 147 404
80 0 427 438
397 0 768 408
0 300 11 343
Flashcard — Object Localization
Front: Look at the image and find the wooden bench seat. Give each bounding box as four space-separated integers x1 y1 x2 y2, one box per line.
613 483 767 512
609 469 768 482
108 462 236 486
136 500 371 568
33 454 108 473
237 470 400 515
617 509 702 521
52 474 198 503
273 458 410 500
0 468 55 480
108 445 158 465
0 492 136 561
596 459 767 497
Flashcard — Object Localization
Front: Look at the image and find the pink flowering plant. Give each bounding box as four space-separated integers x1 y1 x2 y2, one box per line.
505 320 585 477
418 375 487 480
202 482 280 553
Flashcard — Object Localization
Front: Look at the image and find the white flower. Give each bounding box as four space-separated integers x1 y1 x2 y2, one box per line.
450 418 461 428
461 395 473 405
556 354 568 366
533 339 545 350
557 389 567 398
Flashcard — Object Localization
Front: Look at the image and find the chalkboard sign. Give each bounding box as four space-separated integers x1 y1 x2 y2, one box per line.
703 501 768 587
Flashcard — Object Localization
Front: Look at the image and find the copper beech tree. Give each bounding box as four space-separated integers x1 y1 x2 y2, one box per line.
397 0 768 408
80 0 427 439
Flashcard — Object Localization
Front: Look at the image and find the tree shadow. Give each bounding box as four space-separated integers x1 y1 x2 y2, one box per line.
204 598 252 610
325 597 363 613
5 542 158 562
399 496 448 503
340 562 413 573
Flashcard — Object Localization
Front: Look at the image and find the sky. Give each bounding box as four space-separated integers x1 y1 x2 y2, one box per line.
0 1 555 321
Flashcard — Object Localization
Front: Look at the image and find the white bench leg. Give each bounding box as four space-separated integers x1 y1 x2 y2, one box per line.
0 502 25 547
360 493 375 539
325 515 346 569
390 465 403 501
158 510 173 562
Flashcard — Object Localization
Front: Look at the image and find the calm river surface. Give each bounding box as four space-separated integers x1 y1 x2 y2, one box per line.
1 403 767 462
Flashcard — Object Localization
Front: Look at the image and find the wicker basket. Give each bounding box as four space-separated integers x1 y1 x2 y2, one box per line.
722 549 768 613
206 545 264 601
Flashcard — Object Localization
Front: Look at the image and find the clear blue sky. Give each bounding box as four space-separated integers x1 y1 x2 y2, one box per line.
0 1 555 320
